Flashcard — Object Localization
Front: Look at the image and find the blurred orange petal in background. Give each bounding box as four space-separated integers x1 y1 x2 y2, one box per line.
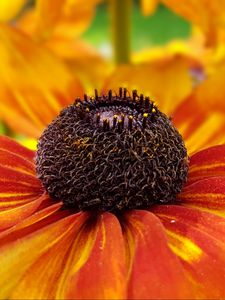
161 0 225 46
0 24 83 137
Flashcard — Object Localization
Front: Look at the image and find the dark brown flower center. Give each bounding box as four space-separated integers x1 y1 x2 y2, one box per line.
36 88 189 211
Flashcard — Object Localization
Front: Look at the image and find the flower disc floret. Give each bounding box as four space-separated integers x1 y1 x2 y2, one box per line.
36 89 189 211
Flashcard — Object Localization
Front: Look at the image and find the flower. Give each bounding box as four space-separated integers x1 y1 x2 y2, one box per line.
1 90 225 299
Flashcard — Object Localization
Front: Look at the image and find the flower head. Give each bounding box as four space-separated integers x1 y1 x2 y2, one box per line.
36 89 188 210
1 90 225 299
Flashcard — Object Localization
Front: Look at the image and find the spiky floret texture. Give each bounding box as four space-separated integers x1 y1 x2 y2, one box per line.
36 89 188 211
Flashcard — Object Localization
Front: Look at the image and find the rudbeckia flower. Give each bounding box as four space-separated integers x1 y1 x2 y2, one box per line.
1 89 225 299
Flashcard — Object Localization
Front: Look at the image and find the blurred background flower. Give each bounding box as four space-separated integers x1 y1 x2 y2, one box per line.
1 0 225 149
1 1 225 299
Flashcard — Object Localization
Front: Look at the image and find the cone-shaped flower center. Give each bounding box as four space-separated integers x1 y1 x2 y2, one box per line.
36 88 188 211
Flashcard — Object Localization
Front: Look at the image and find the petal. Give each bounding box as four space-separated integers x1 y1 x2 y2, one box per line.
186 64 225 112
102 57 194 116
34 0 65 40
0 193 47 231
53 0 100 40
56 212 127 299
179 177 225 210
188 144 225 185
141 0 159 16
0 211 88 299
0 136 46 230
161 0 225 46
0 149 35 175
0 135 35 162
0 202 63 238
0 165 40 188
154 205 225 298
124 210 192 299
173 97 225 154
45 37 113 93
0 24 83 137
0 0 26 21
19 0 102 41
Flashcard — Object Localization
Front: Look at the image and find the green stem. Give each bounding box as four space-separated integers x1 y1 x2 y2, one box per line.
110 0 132 64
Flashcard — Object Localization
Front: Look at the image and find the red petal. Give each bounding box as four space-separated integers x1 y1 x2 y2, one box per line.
0 165 41 188
154 205 225 298
188 145 225 185
124 210 192 299
0 202 63 239
0 136 46 230
0 211 88 299
0 193 48 231
179 177 225 210
57 212 127 299
0 135 35 162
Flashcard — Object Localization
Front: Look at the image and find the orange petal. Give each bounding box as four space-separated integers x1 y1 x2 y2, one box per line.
161 0 225 46
188 145 225 185
0 211 88 299
102 58 194 115
124 210 192 299
0 24 83 137
141 0 159 16
154 204 225 298
173 97 225 154
34 0 65 40
52 0 99 40
179 177 225 210
19 0 101 41
45 37 113 93
184 64 225 112
57 213 127 299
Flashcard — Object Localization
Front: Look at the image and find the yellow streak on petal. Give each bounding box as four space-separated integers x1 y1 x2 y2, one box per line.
19 138 37 151
0 199 33 208
166 230 203 263
100 216 106 250
122 225 135 279
0 193 34 198
189 163 225 173
180 193 225 202
56 224 97 298
182 203 225 218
